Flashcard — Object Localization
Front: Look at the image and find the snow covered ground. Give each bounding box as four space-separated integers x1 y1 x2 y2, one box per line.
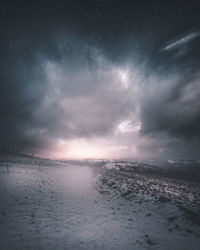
0 156 200 250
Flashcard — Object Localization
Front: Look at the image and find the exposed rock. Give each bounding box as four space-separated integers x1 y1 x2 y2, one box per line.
158 195 171 203
146 238 157 246
167 215 179 222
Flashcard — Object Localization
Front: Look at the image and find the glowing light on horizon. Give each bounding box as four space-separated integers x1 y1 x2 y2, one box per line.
42 137 139 160
67 140 105 159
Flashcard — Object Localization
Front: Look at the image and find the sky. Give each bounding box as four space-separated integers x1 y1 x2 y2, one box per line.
0 0 200 159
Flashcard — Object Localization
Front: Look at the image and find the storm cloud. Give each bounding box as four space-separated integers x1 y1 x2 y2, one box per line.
1 1 200 159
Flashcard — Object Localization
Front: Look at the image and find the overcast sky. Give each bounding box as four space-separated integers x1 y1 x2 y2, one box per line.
1 1 200 159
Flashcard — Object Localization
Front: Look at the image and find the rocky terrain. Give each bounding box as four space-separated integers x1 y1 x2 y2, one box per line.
96 162 200 235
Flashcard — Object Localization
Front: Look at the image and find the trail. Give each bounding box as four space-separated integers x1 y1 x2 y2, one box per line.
0 163 199 250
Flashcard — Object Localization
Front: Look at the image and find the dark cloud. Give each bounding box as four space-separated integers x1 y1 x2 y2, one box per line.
139 66 200 158
0 1 200 158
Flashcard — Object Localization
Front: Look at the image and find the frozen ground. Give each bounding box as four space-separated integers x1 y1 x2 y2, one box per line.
0 156 200 250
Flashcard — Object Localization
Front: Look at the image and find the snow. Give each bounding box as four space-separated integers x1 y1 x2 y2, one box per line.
0 157 200 249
